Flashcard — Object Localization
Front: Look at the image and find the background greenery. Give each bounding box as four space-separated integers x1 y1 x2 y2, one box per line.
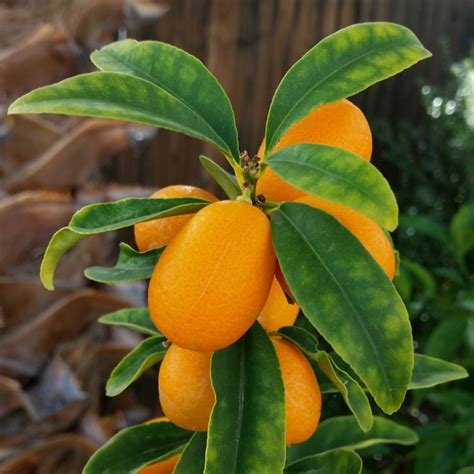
361 49 473 474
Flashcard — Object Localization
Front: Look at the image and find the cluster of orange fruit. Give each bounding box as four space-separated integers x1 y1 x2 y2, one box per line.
135 99 395 473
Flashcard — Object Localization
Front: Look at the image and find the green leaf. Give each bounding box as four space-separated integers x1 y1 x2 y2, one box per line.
83 420 191 474
271 203 413 413
199 155 241 199
174 432 207 474
457 467 474 474
286 415 419 465
285 449 362 474
400 258 437 298
265 22 431 153
40 197 207 290
450 204 474 267
40 227 87 291
273 325 319 355
314 351 373 432
205 322 286 474
85 243 163 283
9 70 239 162
409 354 468 390
267 143 398 230
106 336 167 396
91 39 239 161
69 197 207 234
98 308 159 336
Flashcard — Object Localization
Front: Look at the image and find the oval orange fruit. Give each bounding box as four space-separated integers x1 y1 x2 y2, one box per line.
295 195 396 279
148 200 275 351
256 99 372 202
158 345 214 432
272 337 321 445
134 185 218 251
258 277 299 331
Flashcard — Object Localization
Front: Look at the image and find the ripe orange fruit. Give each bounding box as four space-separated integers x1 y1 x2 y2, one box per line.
272 337 321 445
258 277 299 331
256 99 372 202
158 345 214 432
148 200 275 351
134 185 218 251
295 195 396 279
138 418 179 474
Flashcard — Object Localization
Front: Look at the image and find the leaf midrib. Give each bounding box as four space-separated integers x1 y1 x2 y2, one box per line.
96 48 234 157
270 155 391 218
268 35 424 150
278 209 395 405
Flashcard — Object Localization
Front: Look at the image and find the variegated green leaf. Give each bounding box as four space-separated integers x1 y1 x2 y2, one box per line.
9 66 239 162
285 449 362 474
40 197 207 290
91 39 239 161
205 322 286 474
286 416 419 465
85 243 163 283
266 143 398 230
265 22 431 153
199 155 241 199
98 308 158 336
271 203 413 413
106 336 167 396
83 420 191 474
174 432 207 474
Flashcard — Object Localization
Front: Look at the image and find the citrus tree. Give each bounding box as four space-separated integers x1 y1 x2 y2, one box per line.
8 22 469 474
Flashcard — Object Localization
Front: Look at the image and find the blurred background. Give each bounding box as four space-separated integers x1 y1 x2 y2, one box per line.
0 1 472 473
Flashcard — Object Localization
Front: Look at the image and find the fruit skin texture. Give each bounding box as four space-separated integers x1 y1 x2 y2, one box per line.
295 195 396 280
138 418 179 474
134 185 218 251
148 200 275 351
158 345 214 432
258 276 299 331
256 99 372 202
272 337 321 445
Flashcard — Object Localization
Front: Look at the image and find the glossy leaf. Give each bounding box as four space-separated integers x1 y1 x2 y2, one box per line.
91 39 239 161
265 22 431 153
199 155 241 199
205 322 286 474
69 197 208 233
271 203 413 413
273 325 319 355
106 336 167 396
285 449 362 474
286 415 419 465
98 308 159 336
83 420 191 474
40 197 207 290
40 227 86 291
174 432 207 474
409 354 468 390
267 143 398 230
85 243 163 283
315 351 373 432
9 70 239 162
